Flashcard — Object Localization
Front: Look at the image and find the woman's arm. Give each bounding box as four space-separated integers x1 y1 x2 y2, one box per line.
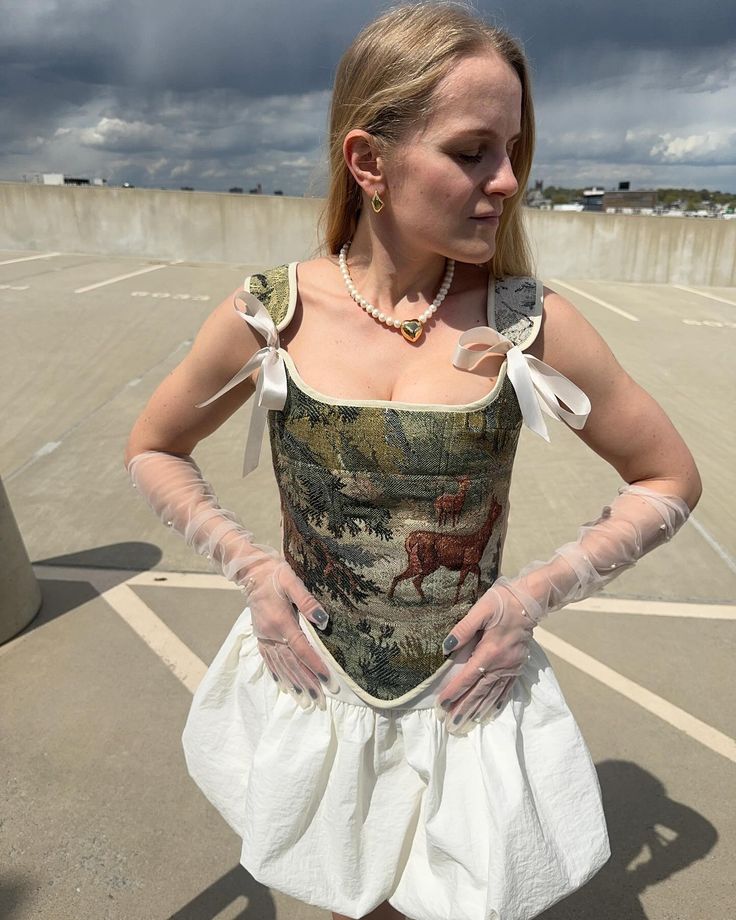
123 287 336 708
437 289 701 733
123 287 261 466
526 287 702 510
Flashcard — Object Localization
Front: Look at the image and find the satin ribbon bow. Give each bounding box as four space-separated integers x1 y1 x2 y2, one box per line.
195 290 287 477
452 326 591 440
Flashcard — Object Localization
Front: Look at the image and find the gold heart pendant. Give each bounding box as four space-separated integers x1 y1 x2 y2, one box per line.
400 320 423 343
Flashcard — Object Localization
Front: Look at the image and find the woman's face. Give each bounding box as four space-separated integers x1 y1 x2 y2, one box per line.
383 51 523 265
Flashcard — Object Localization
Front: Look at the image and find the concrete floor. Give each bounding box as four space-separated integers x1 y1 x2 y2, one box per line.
1 250 734 920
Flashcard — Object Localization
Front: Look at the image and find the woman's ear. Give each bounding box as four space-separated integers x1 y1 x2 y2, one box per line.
343 130 385 199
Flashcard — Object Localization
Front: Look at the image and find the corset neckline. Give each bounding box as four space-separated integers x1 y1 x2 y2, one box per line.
278 346 508 413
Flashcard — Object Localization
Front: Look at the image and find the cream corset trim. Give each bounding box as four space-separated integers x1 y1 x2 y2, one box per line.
195 292 592 478
452 326 591 441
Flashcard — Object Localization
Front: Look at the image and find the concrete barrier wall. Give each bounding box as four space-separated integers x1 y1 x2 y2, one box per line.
0 182 325 266
1 181 734 284
524 209 736 285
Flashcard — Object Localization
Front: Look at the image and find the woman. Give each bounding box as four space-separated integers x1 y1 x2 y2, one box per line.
124 5 700 920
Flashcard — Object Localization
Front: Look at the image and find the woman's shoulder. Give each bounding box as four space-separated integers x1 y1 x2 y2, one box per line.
246 256 337 331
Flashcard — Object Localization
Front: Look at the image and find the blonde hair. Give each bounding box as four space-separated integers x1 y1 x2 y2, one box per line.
321 2 535 278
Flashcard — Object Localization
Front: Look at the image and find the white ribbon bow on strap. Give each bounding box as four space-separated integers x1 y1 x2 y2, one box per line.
195 290 287 477
452 326 591 440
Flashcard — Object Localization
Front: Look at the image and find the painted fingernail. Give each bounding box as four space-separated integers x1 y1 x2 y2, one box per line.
318 673 330 683
442 635 458 654
452 713 463 725
271 671 279 682
293 685 303 694
308 688 318 699
440 699 453 710
496 698 504 708
313 608 329 626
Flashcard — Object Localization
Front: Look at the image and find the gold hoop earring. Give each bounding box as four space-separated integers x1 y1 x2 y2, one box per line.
371 191 384 213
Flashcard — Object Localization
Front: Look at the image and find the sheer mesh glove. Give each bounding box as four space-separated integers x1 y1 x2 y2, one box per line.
125 450 340 710
435 484 690 735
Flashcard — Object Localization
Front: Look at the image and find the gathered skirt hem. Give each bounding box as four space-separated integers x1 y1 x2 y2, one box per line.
182 606 610 920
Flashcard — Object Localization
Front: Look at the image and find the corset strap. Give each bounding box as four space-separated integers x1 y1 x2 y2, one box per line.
452 326 591 441
195 289 287 476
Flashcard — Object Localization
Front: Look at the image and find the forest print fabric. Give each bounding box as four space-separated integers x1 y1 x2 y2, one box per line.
251 268 540 700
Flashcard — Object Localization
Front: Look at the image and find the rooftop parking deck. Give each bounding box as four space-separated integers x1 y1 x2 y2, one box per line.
1 249 734 920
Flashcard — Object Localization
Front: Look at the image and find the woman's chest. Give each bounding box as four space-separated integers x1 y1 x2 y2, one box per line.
280 290 503 407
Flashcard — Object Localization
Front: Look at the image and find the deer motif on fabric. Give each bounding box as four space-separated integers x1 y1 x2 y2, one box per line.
434 475 471 526
389 498 503 604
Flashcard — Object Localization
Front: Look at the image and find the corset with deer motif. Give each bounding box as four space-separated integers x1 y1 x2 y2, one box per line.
250 265 543 701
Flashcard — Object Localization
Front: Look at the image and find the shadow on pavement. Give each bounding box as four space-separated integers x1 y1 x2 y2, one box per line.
39 541 163 573
11 543 164 638
167 865 278 919
0 873 35 920
539 759 718 919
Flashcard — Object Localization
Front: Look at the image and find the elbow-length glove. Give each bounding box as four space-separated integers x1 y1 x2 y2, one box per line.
125 450 339 709
435 483 690 734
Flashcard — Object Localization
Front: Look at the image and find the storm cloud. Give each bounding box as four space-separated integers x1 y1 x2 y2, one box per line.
2 0 734 193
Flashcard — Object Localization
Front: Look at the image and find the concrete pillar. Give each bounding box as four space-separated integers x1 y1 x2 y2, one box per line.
0 476 42 643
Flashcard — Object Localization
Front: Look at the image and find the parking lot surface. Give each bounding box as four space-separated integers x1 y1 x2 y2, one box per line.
1 250 734 920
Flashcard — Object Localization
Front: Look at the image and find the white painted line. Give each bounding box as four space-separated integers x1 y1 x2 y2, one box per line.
33 441 62 459
682 318 736 328
672 284 736 307
31 565 735 618
0 252 61 265
102 583 207 693
0 283 30 291
74 263 169 294
17 562 736 764
547 279 640 322
688 514 736 575
536 628 736 764
569 597 736 619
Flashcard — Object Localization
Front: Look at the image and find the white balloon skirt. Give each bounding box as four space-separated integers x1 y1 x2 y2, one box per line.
182 606 610 920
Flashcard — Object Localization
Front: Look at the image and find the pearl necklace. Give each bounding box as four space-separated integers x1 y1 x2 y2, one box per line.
338 241 455 343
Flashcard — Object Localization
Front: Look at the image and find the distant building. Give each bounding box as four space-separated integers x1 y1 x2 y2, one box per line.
525 179 551 209
33 173 107 187
604 189 657 212
581 187 605 211
601 181 657 214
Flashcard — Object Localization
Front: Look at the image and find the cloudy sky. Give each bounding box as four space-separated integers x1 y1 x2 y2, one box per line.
2 0 735 195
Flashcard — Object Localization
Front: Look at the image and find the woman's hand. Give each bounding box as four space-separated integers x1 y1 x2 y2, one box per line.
243 553 340 711
434 581 534 734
